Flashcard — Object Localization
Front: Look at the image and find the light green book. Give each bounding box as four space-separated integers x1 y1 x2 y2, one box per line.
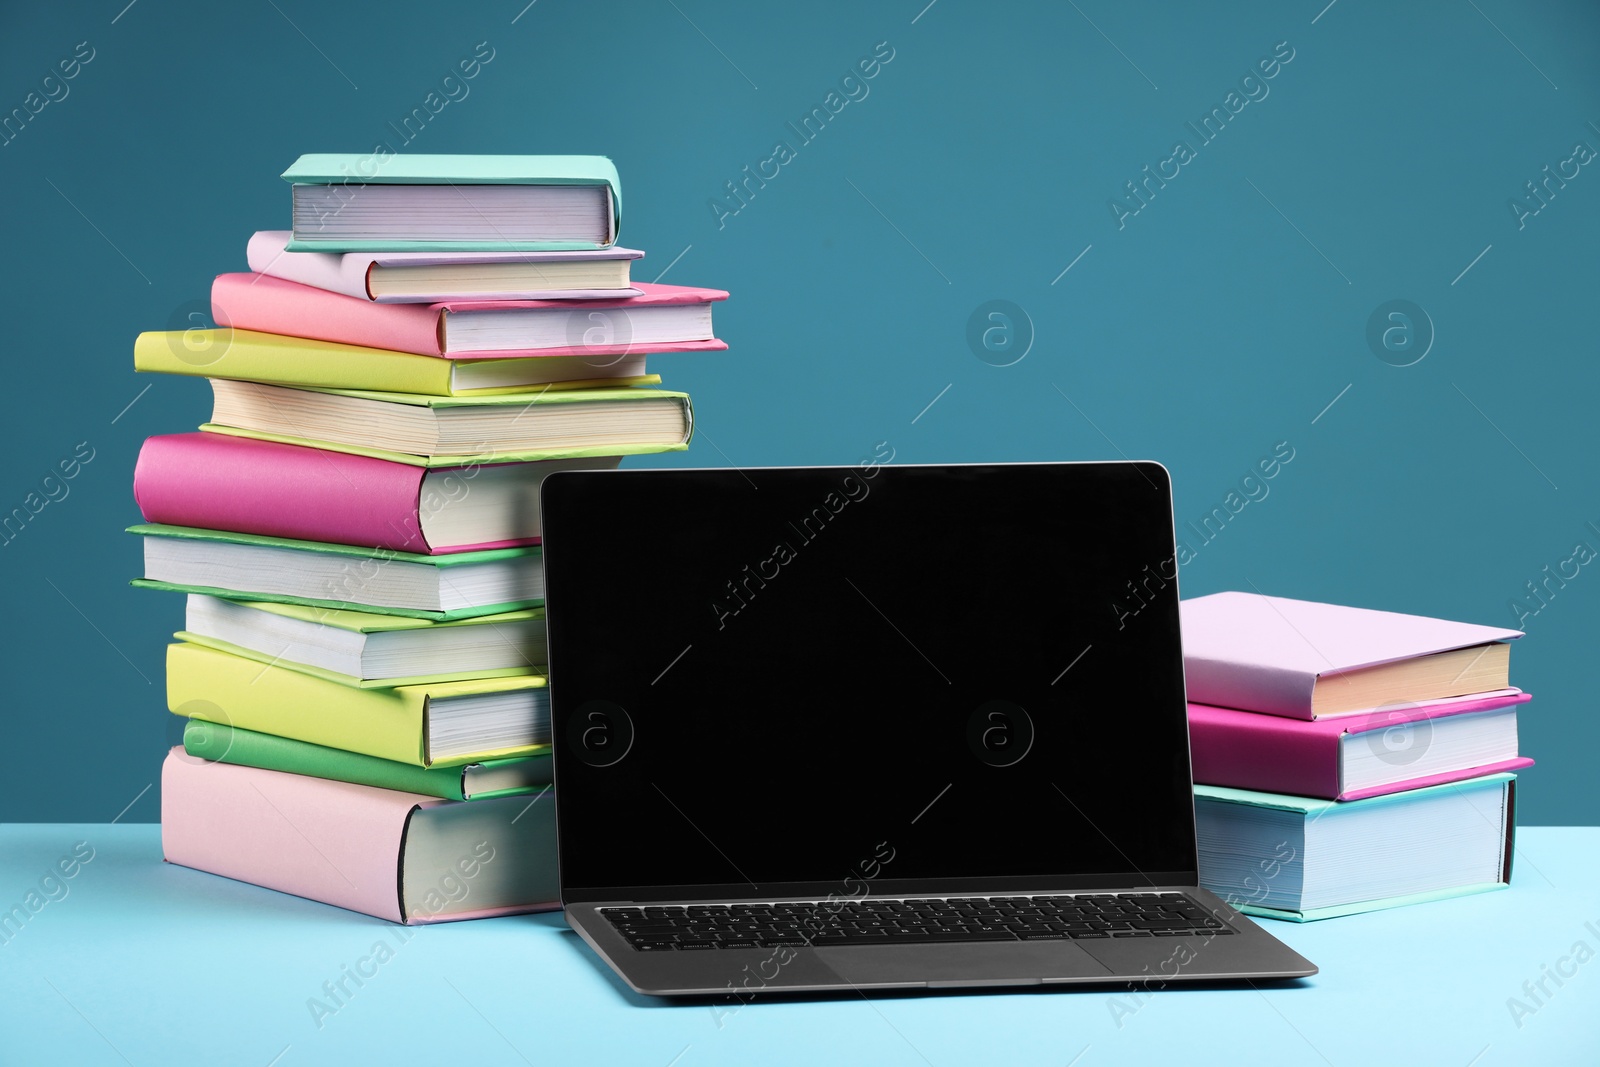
1194 772 1516 922
183 719 551 801
131 523 542 621
282 153 621 252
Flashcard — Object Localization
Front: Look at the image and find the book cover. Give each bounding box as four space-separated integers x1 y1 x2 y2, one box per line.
205 380 695 461
1181 591 1523 719
174 630 542 689
183 719 551 801
1194 773 1516 922
1187 690 1533 800
131 522 544 620
281 153 621 252
246 230 644 302
198 423 689 468
134 431 605 553
187 596 539 635
211 272 729 359
180 594 545 687
161 748 558 923
134 326 659 396
282 152 619 189
166 640 548 767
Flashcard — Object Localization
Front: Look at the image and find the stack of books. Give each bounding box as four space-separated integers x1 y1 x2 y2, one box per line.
130 154 728 924
1181 591 1530 921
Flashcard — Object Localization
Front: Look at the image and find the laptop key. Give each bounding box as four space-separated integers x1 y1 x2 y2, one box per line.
866 930 929 944
808 929 1015 947
921 929 1018 943
676 942 720 951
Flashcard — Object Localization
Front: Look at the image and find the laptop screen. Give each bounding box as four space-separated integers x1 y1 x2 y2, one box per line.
542 460 1197 902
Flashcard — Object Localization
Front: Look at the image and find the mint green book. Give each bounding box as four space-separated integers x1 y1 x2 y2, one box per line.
1193 773 1517 922
131 523 542 621
282 153 621 252
183 719 551 801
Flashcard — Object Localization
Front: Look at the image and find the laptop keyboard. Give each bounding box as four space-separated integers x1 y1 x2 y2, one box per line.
599 892 1232 951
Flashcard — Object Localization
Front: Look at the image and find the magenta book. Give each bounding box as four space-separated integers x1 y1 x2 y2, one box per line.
133 431 609 553
1188 690 1533 800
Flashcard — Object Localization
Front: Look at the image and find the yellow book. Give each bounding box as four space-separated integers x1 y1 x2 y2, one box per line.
166 641 548 767
133 328 654 397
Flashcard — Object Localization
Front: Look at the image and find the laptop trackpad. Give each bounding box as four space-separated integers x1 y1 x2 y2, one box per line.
816 941 1112 987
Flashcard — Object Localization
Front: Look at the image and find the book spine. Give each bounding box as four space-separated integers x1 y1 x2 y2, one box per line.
184 720 469 801
161 748 416 922
247 231 376 301
211 272 444 355
1184 657 1318 719
133 432 433 554
133 329 454 395
167 642 430 766
1187 706 1341 797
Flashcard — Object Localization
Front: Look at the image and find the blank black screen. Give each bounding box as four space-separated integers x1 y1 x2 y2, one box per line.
541 461 1196 901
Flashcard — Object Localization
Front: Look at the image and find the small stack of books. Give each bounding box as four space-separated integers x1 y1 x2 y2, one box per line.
1181 591 1530 921
131 154 728 923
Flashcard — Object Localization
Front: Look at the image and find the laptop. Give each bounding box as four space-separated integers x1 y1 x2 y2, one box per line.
540 459 1316 995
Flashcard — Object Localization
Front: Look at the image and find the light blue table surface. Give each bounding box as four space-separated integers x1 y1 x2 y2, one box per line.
2 825 1596 1066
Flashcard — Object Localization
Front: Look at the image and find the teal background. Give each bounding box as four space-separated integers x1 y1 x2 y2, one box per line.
1 0 1595 824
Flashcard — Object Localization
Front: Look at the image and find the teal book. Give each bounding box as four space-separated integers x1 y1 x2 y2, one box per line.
183 720 551 801
1193 772 1517 922
282 153 621 252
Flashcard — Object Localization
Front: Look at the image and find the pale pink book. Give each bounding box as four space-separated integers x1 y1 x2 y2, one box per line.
161 749 557 924
133 431 605 553
246 229 646 302
1181 591 1523 720
1188 691 1534 801
211 272 729 359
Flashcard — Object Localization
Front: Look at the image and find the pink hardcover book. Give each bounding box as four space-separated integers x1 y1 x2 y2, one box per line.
246 229 646 302
161 749 557 924
211 272 729 359
1181 591 1524 720
1188 690 1533 800
134 431 609 553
